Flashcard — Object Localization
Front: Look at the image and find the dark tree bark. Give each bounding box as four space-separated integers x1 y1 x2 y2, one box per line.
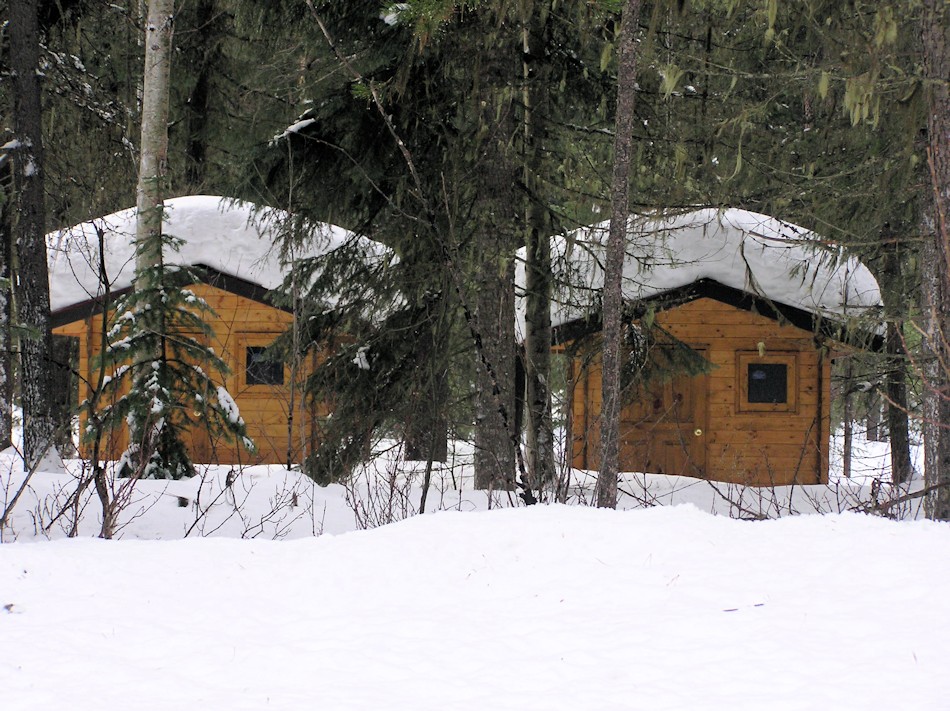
405 295 449 464
597 0 642 509
842 354 853 480
879 236 912 484
920 204 950 516
180 0 219 190
522 4 556 494
0 159 14 450
885 320 912 484
471 20 521 493
10 0 56 469
920 0 950 519
473 243 519 491
865 391 882 443
49 335 78 454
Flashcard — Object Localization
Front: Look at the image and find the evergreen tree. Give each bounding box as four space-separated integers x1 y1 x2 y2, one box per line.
97 247 253 480
250 1 464 482
250 1 615 498
37 1 141 225
102 0 251 481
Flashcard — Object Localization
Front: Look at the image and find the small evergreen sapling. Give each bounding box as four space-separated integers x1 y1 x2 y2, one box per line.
95 231 253 479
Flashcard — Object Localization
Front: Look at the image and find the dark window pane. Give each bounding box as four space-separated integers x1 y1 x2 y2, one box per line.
246 346 283 386
747 363 787 404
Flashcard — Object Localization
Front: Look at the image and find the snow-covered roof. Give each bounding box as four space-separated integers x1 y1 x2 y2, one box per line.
517 208 882 335
48 195 377 314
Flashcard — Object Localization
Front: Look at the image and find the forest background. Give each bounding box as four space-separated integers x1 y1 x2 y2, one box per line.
2 0 950 525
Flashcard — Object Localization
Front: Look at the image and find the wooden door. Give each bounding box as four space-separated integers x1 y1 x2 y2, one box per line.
619 354 708 478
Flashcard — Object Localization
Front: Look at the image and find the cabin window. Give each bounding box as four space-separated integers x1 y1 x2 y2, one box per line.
737 352 797 413
748 363 787 403
246 346 284 386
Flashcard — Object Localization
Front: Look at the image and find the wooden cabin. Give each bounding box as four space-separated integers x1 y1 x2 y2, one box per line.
531 209 881 486
48 195 372 466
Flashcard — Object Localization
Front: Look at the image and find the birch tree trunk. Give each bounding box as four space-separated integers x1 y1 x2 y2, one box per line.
10 0 56 470
115 0 174 502
597 0 642 509
136 0 174 279
921 0 950 519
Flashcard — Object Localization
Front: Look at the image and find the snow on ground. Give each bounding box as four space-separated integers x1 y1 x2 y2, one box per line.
0 432 922 542
3 501 949 710
2 435 948 710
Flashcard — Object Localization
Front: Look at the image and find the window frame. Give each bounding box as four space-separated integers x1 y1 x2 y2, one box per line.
239 336 287 390
736 351 798 414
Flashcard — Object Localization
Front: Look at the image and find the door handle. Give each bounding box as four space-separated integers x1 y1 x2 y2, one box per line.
694 428 703 437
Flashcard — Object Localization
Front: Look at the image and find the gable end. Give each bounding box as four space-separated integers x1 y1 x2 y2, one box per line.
51 263 289 329
552 278 880 349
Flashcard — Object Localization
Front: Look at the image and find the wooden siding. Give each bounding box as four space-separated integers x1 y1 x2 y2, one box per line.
53 282 323 466
569 297 830 486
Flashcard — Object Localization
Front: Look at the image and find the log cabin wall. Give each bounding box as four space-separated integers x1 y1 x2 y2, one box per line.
569 297 831 486
53 282 323 466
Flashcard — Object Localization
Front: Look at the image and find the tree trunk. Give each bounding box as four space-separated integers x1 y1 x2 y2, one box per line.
840 351 854 478
117 0 175 492
879 237 912 483
473 251 518 491
920 204 950 517
132 0 174 409
405 295 449 464
522 4 556 495
10 0 56 470
182 0 218 191
885 321 912 484
50 335 78 455
471 21 521 493
0 159 14 450
865 390 882 442
921 0 950 519
136 0 175 278
597 0 642 509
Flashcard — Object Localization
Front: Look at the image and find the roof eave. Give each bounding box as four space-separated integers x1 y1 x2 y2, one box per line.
51 263 290 329
551 278 883 350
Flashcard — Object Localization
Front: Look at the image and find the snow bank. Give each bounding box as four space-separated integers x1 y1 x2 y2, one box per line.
2 504 948 710
517 208 882 335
